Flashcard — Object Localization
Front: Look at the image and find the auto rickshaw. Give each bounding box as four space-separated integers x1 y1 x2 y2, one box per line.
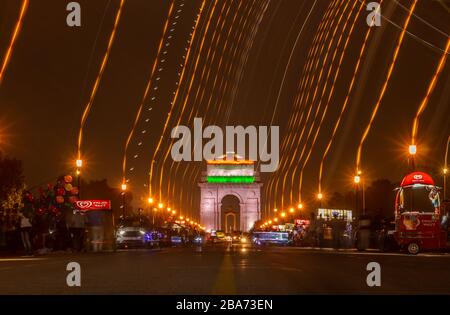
394 171 449 254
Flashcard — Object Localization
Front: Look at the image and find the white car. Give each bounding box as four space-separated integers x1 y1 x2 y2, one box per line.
116 227 147 248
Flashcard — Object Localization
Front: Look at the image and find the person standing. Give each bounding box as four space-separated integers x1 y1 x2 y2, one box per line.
69 210 86 252
87 211 105 252
19 212 33 255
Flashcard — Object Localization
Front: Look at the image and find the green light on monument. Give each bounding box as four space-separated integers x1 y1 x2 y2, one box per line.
207 176 255 184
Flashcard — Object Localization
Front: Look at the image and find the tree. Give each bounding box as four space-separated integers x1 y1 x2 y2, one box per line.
0 153 25 213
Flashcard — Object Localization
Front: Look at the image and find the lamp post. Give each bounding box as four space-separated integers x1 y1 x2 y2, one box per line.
354 175 360 216
409 144 417 170
76 159 82 197
444 135 449 201
121 183 127 217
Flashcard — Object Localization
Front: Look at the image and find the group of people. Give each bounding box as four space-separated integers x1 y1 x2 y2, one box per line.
0 205 107 255
0 209 33 255
291 213 354 249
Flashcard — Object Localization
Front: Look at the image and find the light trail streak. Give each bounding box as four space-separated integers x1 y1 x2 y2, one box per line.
411 37 450 146
294 0 364 203
356 0 418 174
156 0 219 201
77 0 126 161
257 0 318 171
164 0 233 208
121 1 175 187
166 0 237 205
180 0 266 216
173 1 260 214
272 0 344 210
0 0 29 86
148 0 207 199
176 1 261 215
280 0 357 208
224 0 271 123
318 0 385 195
265 0 338 214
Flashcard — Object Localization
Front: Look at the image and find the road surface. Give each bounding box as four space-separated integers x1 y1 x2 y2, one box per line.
1 244 450 294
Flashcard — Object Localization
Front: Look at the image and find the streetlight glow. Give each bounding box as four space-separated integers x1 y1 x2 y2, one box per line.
158 202 163 209
354 175 361 184
121 183 127 191
281 212 286 218
317 193 323 200
297 203 303 210
444 168 448 175
76 159 83 168
289 207 294 213
148 197 154 204
409 144 417 155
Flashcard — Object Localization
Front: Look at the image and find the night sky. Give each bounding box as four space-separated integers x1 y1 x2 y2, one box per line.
0 0 449 218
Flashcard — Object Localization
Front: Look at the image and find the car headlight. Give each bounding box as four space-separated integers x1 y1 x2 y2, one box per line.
139 230 146 235
119 230 125 235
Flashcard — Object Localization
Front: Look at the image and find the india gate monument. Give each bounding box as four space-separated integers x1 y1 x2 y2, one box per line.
198 153 262 233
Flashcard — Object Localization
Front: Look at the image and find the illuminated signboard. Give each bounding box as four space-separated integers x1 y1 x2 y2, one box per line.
317 208 353 221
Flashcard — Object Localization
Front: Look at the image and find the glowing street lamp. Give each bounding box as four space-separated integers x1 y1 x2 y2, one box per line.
274 208 278 213
76 159 83 168
147 197 154 205
409 144 417 155
268 220 272 224
289 207 294 214
297 203 303 210
172 210 176 215
274 218 278 223
121 183 127 191
281 212 286 218
158 202 164 209
317 193 323 200
354 175 361 184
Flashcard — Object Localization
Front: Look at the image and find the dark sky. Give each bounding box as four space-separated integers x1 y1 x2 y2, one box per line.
0 0 449 218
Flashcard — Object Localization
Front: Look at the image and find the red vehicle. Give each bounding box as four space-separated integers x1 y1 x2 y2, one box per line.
394 171 449 254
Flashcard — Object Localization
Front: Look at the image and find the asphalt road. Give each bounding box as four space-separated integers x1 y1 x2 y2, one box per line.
1 244 450 294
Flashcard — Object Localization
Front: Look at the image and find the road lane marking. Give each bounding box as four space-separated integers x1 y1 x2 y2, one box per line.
212 254 236 295
0 258 47 262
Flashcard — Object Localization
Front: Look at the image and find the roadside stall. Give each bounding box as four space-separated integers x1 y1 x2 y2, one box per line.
75 200 115 252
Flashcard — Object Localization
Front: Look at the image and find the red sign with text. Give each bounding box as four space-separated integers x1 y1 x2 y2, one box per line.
75 200 111 211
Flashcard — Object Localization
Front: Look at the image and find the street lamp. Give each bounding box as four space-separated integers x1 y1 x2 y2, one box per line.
76 159 83 197
121 183 127 217
444 135 450 201
297 203 303 210
152 207 158 225
158 202 164 209
354 174 360 217
409 144 417 170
